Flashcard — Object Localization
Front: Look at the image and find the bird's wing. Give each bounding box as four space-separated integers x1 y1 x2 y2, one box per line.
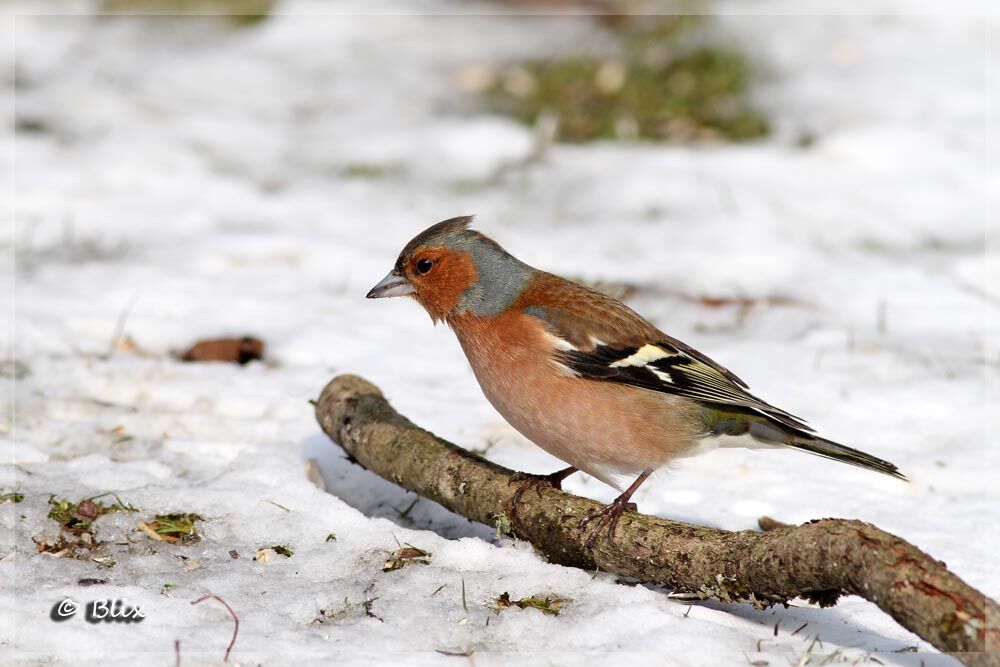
518 276 812 433
554 340 813 433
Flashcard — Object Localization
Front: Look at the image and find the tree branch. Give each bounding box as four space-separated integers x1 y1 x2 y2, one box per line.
314 374 998 666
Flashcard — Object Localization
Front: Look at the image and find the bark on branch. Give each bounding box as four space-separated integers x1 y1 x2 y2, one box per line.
314 374 998 666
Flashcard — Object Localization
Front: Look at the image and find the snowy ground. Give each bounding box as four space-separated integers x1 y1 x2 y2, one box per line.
4 1 998 664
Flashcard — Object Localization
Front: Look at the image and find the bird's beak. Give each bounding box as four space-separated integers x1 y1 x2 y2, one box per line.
366 270 415 299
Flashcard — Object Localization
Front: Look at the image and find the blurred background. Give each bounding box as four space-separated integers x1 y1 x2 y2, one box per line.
3 0 998 663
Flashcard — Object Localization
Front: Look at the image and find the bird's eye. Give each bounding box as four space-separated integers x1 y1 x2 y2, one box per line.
415 258 434 275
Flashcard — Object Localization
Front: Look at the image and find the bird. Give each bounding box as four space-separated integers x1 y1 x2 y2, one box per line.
366 216 906 544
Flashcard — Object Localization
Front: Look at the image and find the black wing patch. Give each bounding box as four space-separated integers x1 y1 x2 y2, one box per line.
557 342 814 433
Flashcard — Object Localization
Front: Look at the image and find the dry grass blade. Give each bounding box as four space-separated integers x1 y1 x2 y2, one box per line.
190 594 239 662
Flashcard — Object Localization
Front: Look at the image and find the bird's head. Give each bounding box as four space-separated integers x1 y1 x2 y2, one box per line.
366 216 533 322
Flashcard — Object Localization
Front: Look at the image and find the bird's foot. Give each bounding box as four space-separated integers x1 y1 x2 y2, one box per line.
579 497 638 546
508 467 576 520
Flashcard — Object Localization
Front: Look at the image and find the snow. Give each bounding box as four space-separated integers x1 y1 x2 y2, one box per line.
4 1 998 665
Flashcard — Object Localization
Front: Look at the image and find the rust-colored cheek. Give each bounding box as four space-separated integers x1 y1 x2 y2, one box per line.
414 252 478 322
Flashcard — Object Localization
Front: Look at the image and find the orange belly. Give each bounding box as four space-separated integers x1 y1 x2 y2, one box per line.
450 311 702 488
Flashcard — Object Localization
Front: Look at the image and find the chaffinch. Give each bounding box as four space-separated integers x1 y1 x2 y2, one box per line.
367 217 906 543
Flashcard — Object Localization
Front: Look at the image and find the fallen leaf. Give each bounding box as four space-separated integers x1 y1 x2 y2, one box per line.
179 336 264 364
383 545 431 571
490 591 570 616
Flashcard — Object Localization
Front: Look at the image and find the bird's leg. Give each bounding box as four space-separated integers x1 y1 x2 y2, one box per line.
579 469 653 546
508 466 578 519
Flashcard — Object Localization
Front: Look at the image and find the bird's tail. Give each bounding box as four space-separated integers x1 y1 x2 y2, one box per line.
702 406 907 481
785 435 907 481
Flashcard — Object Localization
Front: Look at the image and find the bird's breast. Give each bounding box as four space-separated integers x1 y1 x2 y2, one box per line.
447 311 702 487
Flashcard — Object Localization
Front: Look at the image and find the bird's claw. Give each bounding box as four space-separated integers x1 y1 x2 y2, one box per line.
580 498 637 546
510 470 566 494
508 471 567 520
